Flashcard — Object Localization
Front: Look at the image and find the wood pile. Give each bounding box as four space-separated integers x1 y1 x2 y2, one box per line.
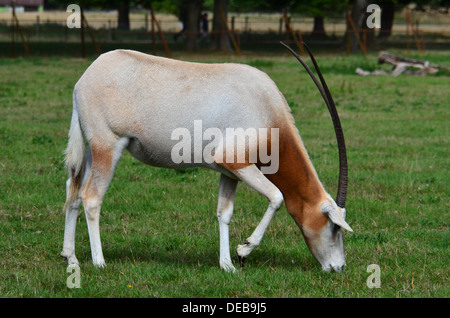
356 51 450 77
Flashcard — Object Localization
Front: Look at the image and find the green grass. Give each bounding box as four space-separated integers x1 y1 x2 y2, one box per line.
0 50 448 298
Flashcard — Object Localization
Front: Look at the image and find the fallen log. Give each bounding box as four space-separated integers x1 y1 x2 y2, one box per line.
378 51 450 76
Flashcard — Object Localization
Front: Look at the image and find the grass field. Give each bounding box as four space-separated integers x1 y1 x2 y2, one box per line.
0 49 448 298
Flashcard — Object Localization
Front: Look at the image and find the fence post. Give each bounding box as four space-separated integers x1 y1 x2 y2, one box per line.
108 20 112 41
11 4 30 57
36 16 40 42
363 28 366 54
346 10 366 56
151 9 155 55
419 30 425 54
297 30 305 56
219 5 241 55
236 30 241 52
64 21 68 42
11 5 15 57
405 6 422 53
145 11 149 32
80 6 86 58
150 4 171 58
82 12 101 56
283 9 302 54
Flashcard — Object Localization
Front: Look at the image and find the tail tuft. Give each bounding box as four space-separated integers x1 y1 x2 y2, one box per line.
64 96 86 177
63 94 86 211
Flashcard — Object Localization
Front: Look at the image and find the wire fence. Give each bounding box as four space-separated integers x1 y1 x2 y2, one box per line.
1 8 449 57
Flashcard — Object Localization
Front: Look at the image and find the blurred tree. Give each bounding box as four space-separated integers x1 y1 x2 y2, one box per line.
227 0 287 12
226 0 348 37
377 0 415 39
378 1 396 38
183 0 204 50
117 0 130 30
294 0 348 37
414 0 450 8
49 0 450 53
210 0 229 50
356 0 450 40
48 0 132 29
141 0 205 51
346 0 371 53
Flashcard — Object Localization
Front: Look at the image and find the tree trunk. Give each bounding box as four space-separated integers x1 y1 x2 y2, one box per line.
378 2 395 38
312 16 327 38
211 0 231 51
118 0 130 30
184 0 203 51
346 0 370 53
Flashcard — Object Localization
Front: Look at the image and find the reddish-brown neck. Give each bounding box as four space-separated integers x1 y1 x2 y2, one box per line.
266 125 328 230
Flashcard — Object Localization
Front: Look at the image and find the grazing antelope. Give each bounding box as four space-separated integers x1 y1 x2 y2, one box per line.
61 42 352 273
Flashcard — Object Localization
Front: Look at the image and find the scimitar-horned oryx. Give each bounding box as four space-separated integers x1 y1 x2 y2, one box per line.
61 42 353 273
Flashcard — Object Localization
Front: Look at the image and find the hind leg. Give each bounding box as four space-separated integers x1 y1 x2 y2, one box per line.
81 137 129 267
217 173 238 272
61 181 82 265
61 148 92 265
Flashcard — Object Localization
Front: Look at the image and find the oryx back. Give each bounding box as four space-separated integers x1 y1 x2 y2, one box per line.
74 50 289 171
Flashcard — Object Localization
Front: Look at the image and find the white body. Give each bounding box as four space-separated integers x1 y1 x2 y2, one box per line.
62 50 352 272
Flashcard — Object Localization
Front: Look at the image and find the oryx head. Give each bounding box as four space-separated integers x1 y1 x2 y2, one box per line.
281 42 352 272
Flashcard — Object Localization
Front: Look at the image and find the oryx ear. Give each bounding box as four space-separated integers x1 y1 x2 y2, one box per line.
322 204 353 232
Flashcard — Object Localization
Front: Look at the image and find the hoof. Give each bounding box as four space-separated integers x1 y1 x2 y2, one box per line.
238 255 246 267
236 240 252 267
220 263 237 273
93 261 106 269
61 252 79 266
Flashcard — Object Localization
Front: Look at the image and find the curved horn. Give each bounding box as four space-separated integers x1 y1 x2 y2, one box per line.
280 41 348 208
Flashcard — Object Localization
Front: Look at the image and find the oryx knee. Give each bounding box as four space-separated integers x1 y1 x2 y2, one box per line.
270 189 284 211
82 195 101 221
217 202 234 225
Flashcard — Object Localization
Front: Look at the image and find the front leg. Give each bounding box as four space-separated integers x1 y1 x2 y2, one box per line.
216 173 238 272
233 165 284 265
